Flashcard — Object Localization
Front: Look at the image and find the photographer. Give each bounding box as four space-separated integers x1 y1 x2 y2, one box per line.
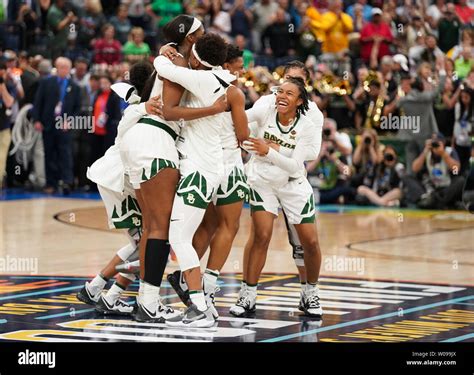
322 118 353 157
355 145 404 206
306 138 354 204
407 133 464 209
351 128 383 187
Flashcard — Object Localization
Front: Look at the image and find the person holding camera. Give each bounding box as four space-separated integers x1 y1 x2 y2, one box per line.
407 133 464 209
322 117 353 156
355 145 404 206
351 128 383 187
47 0 78 59
306 138 354 204
0 61 16 189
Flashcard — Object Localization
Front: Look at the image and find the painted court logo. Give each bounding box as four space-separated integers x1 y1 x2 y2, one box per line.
18 350 56 368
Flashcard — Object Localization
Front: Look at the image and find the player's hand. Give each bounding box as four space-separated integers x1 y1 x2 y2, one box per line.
266 140 280 152
160 45 179 60
246 137 270 156
145 95 163 117
212 94 227 115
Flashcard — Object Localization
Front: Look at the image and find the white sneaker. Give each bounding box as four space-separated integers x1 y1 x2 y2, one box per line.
300 286 323 318
229 288 256 317
76 282 101 305
166 304 216 328
95 295 134 316
134 300 182 323
204 287 219 320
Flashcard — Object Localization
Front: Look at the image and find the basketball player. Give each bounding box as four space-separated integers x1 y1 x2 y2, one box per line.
119 16 226 323
77 61 162 316
230 77 323 318
166 45 249 319
153 33 246 327
241 61 324 317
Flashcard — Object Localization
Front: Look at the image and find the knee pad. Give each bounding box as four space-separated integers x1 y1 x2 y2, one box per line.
292 244 305 267
116 243 136 261
126 227 141 247
169 220 200 272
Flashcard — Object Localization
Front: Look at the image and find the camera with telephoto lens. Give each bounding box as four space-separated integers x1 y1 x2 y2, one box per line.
431 141 440 148
323 128 331 139
364 136 372 145
384 153 395 162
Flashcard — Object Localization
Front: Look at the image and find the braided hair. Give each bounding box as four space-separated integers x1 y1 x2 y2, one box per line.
285 76 309 116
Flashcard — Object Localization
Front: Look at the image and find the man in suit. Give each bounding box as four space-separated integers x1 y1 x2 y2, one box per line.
32 57 81 194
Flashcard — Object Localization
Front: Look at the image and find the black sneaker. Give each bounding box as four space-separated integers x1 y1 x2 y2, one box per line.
76 282 101 306
95 295 134 316
134 301 182 323
167 270 191 307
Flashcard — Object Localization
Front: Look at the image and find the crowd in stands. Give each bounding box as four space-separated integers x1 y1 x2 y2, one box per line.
0 0 472 209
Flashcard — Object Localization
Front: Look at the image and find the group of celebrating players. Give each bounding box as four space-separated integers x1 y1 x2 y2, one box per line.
76 14 324 328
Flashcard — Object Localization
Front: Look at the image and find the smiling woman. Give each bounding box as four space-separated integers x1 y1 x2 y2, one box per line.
230 77 324 319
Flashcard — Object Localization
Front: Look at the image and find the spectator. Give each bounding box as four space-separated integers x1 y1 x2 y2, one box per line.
76 0 106 49
307 0 353 55
306 138 354 204
351 128 384 188
251 0 281 52
438 4 461 53
230 0 253 40
32 57 81 194
453 87 474 174
426 0 447 29
406 15 430 51
346 0 373 23
122 27 151 63
360 8 393 65
93 24 122 66
127 0 150 29
19 52 40 106
385 65 447 174
147 0 183 31
321 117 353 157
434 76 461 140
47 0 78 59
454 46 474 80
110 4 132 45
261 7 296 58
235 34 254 69
88 75 121 168
208 0 232 37
0 61 15 188
455 0 474 24
407 133 464 209
417 35 444 68
356 145 404 206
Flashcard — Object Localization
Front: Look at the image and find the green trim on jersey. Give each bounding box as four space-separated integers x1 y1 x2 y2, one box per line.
299 193 316 224
141 158 178 182
177 171 212 209
111 195 142 228
138 117 178 140
216 167 249 206
275 113 300 134
249 187 266 212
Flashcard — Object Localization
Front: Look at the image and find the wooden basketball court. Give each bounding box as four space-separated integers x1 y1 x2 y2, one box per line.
0 193 473 342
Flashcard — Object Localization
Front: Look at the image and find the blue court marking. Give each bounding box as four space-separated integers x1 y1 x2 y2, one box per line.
35 293 178 320
441 333 474 342
453 302 474 306
0 286 83 301
260 295 474 343
0 319 7 324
